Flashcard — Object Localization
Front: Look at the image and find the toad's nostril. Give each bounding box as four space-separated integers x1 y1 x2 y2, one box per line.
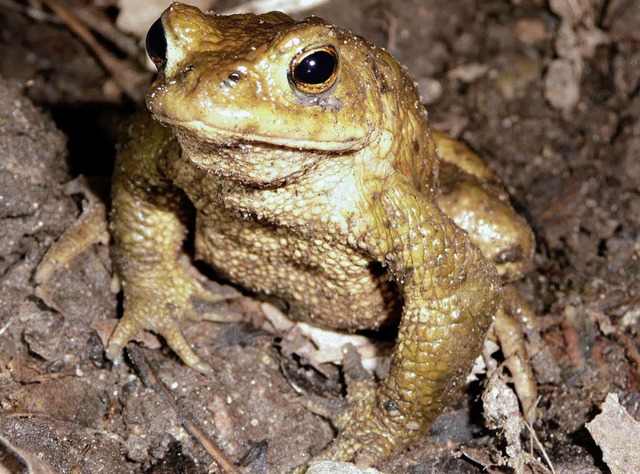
146 17 167 71
222 72 242 87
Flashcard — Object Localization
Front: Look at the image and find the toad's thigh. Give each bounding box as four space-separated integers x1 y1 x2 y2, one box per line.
436 161 534 282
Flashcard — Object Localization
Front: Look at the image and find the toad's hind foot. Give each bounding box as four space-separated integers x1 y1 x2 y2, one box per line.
491 284 538 424
35 178 109 287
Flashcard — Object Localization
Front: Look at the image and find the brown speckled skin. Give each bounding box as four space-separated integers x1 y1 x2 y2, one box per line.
108 3 534 466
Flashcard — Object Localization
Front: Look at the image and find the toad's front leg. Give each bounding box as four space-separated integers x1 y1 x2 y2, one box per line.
108 115 236 373
314 181 501 467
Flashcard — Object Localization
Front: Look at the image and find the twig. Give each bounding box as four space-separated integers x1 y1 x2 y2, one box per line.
525 417 556 474
40 0 149 101
614 331 640 368
72 7 140 57
126 345 240 474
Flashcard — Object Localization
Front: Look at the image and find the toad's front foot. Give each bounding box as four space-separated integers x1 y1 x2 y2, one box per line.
318 388 413 468
107 263 239 373
305 346 423 469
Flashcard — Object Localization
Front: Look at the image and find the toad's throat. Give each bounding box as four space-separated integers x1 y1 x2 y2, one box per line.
174 127 340 187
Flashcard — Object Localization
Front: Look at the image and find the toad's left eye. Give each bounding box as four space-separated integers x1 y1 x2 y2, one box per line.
289 45 339 95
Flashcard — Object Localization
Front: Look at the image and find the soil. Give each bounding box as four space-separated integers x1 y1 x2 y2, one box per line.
0 0 638 473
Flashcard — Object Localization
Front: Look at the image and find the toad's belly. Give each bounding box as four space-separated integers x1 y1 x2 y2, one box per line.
194 211 400 331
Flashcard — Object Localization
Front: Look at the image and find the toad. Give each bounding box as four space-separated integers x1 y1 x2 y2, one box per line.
38 2 536 468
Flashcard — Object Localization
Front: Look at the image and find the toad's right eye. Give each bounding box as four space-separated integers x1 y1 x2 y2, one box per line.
146 17 167 71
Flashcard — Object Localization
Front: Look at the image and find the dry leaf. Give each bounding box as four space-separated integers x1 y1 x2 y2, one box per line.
587 393 640 474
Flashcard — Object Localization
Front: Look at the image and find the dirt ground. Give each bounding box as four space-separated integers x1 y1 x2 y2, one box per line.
0 0 639 473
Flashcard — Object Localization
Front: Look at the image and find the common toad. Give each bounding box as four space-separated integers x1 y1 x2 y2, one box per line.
43 2 537 468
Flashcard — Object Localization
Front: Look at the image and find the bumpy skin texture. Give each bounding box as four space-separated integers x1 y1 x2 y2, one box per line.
108 3 535 467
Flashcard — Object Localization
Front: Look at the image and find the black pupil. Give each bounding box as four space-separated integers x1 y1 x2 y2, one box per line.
294 50 336 85
146 17 167 69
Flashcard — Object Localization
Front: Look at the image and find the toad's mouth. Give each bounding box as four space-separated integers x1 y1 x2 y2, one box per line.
159 116 372 153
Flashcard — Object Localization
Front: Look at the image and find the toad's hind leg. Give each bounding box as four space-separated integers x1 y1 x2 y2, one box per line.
433 131 534 282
